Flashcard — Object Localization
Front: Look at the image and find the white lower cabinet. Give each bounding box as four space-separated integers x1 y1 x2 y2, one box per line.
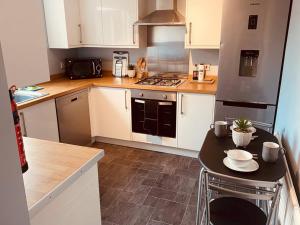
19 100 59 142
177 93 215 151
89 87 131 141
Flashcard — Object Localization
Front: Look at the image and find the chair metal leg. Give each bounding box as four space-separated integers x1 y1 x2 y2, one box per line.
204 171 210 225
196 168 205 225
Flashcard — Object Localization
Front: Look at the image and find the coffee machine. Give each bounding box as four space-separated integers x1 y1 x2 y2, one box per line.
113 51 128 77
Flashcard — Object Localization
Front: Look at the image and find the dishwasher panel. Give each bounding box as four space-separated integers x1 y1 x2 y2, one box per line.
56 89 91 146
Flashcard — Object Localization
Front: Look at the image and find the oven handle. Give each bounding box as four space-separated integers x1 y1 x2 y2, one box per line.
158 102 173 106
134 99 145 104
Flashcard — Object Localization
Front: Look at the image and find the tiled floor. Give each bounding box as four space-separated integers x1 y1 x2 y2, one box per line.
94 143 201 225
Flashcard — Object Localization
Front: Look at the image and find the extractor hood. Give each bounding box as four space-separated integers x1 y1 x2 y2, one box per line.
135 0 185 26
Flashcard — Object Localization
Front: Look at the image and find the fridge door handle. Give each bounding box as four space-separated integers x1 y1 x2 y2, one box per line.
222 100 269 109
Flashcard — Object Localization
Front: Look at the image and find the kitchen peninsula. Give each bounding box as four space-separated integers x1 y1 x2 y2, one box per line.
22 137 104 225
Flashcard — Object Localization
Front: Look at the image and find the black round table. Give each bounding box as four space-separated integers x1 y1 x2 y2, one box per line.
199 128 286 182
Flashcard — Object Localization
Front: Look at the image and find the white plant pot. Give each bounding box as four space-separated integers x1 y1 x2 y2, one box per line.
232 129 252 147
128 70 136 78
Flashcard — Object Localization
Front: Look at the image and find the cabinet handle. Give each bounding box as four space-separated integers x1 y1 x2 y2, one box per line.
78 24 82 43
125 90 128 110
132 24 136 45
19 112 27 137
92 61 96 74
180 94 184 115
189 22 192 45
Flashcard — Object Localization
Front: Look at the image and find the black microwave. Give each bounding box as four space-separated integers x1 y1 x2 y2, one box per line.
65 58 102 80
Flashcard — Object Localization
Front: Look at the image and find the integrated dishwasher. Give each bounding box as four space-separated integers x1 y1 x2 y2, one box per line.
55 89 91 146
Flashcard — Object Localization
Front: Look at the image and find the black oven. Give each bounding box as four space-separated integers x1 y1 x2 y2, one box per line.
65 58 102 80
131 90 177 138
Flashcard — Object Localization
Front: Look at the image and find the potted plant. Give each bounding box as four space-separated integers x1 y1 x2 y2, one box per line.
232 119 253 147
127 64 136 78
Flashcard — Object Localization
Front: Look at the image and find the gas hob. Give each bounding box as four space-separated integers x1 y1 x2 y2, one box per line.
135 75 185 87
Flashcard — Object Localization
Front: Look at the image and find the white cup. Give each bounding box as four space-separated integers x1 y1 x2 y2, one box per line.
262 142 280 163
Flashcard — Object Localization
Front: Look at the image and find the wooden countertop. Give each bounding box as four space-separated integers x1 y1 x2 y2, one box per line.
17 72 218 109
22 137 104 217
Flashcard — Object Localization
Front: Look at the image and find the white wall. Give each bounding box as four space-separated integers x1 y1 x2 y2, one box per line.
0 0 50 87
0 45 30 225
275 0 300 197
47 49 78 75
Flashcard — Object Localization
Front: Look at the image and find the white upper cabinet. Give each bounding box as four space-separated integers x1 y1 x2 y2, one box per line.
89 87 132 141
102 0 138 47
43 0 82 48
177 93 215 151
79 0 103 45
185 0 223 49
44 0 146 48
0 0 50 88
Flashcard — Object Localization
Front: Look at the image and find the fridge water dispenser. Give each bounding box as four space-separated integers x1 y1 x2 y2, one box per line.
239 50 259 77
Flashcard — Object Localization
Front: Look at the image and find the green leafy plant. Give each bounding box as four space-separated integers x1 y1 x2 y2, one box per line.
128 64 135 70
234 119 251 133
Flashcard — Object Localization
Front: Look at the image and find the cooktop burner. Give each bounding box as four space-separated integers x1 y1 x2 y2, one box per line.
136 77 182 87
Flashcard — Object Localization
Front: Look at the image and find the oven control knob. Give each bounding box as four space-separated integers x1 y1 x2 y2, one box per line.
163 95 167 100
139 93 144 97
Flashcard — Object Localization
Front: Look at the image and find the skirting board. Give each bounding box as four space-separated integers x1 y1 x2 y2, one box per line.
94 136 199 158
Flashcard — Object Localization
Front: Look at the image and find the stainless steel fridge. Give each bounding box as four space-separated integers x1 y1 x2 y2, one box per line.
215 0 291 131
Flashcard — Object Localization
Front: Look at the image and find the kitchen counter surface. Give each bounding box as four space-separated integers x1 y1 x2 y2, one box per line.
22 137 104 217
17 72 218 109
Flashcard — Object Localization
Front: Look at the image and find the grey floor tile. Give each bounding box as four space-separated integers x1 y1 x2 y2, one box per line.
142 178 159 186
151 200 187 225
94 142 202 225
148 188 177 201
174 193 190 205
147 220 171 225
181 205 197 225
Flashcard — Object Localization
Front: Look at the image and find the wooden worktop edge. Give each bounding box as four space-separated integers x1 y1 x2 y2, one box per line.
28 149 104 218
17 75 217 110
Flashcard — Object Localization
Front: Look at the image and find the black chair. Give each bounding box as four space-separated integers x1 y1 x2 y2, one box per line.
196 168 282 225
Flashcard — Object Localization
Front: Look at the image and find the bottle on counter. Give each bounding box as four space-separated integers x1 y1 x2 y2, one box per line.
198 64 205 81
193 64 199 80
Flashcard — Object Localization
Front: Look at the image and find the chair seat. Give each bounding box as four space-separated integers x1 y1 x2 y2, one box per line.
210 197 267 225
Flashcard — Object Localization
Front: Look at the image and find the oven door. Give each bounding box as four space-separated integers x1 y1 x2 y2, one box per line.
131 98 176 138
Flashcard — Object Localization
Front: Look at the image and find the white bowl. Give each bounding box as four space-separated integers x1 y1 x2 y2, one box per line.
227 149 253 167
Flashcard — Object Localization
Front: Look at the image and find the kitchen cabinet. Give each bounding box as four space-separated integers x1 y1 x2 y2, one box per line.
101 0 139 47
19 100 59 142
43 0 82 48
44 0 147 48
177 93 215 151
185 0 223 49
0 0 50 88
89 87 132 141
79 0 103 45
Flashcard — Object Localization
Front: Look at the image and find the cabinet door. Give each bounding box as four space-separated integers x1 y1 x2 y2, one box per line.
1 0 50 87
185 0 223 49
79 0 103 45
177 93 215 151
101 0 138 46
19 100 59 142
64 0 82 47
89 87 131 141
